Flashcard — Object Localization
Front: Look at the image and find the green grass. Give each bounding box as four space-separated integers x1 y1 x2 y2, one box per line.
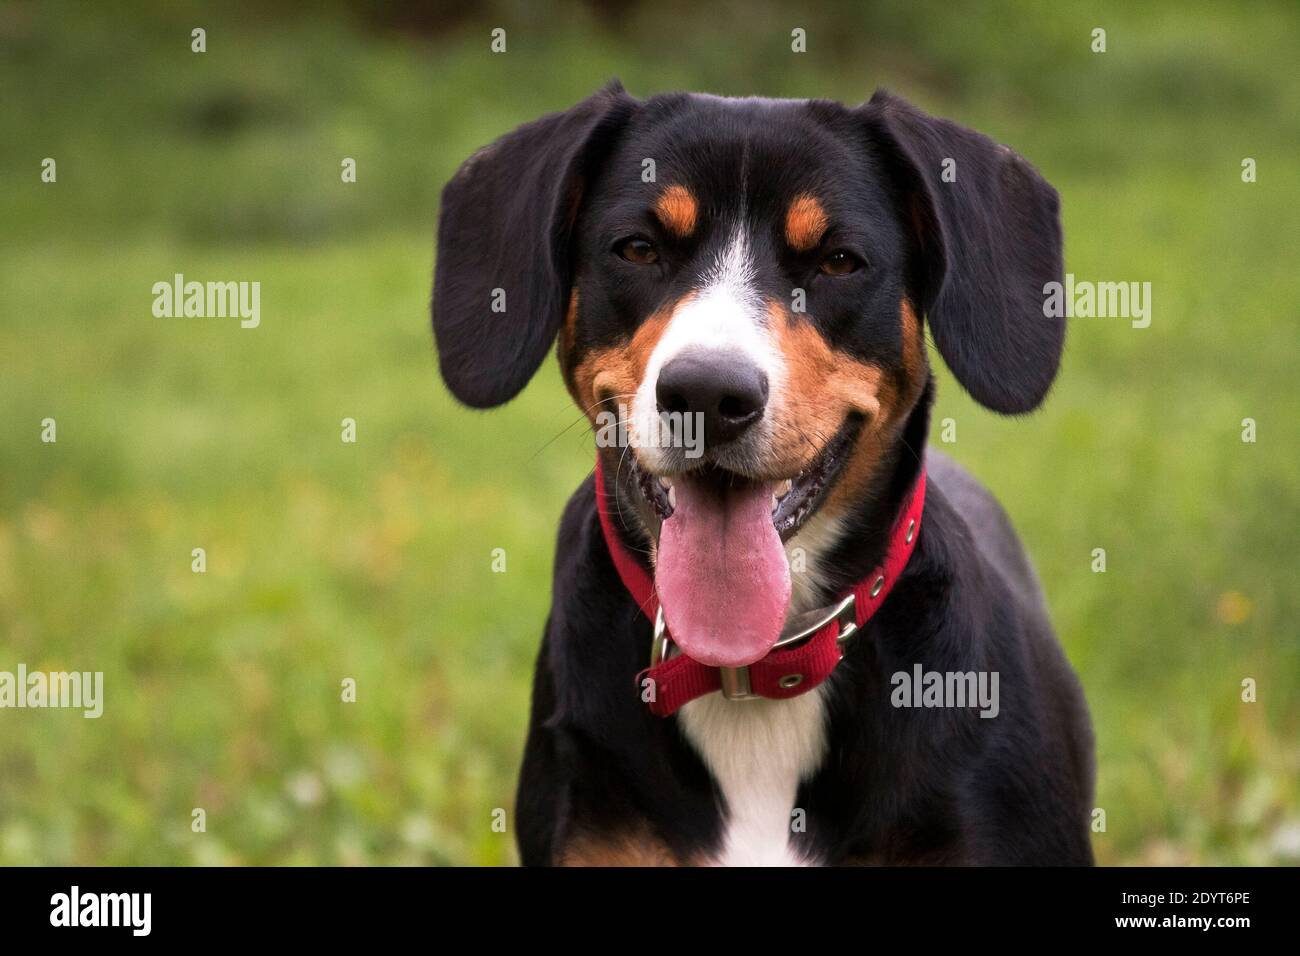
0 0 1296 865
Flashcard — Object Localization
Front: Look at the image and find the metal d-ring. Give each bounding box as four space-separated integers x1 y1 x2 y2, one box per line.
649 606 674 667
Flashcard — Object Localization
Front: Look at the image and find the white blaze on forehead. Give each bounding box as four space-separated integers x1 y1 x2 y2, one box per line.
633 227 785 468
702 225 760 309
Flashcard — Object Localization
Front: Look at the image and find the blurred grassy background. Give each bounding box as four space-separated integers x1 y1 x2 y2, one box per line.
0 0 1296 865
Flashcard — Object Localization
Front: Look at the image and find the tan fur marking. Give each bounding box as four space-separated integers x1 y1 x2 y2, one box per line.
559 828 687 866
767 299 927 513
897 297 925 388
785 194 829 252
558 287 581 380
825 299 927 514
654 184 698 238
766 300 882 479
567 294 690 421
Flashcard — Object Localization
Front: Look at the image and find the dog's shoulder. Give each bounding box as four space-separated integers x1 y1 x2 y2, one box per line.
924 448 1050 622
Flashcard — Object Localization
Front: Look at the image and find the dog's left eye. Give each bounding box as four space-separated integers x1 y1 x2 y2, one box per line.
616 237 659 265
819 250 863 276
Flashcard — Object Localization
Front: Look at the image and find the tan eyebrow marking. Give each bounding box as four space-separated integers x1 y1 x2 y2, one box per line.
653 184 698 238
785 194 829 252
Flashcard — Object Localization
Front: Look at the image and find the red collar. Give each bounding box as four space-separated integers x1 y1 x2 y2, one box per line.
594 458 927 717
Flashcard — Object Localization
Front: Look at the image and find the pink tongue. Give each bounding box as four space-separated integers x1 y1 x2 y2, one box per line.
655 474 792 668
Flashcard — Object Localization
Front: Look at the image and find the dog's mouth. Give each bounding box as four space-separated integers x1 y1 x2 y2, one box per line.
633 415 860 540
628 417 860 669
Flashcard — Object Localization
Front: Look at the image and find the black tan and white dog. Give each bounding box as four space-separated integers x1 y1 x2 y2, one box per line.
431 83 1094 866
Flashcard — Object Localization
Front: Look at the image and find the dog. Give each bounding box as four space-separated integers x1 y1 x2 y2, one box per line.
431 83 1095 866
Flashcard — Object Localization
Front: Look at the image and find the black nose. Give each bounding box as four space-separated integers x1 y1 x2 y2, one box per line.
656 348 769 449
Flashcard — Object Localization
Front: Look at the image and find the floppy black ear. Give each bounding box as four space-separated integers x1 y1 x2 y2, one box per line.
862 91 1065 414
432 82 637 408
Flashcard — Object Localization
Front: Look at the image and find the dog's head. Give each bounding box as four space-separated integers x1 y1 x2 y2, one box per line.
433 83 1063 666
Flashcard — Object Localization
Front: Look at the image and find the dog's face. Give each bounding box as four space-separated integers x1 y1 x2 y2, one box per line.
561 96 925 536
433 84 1064 666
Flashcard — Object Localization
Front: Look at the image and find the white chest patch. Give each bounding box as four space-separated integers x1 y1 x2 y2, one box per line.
678 686 828 866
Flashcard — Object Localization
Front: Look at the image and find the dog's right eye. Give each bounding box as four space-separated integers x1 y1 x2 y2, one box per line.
615 237 659 265
819 249 864 276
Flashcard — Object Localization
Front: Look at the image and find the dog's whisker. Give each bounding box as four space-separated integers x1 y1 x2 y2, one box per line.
525 393 642 464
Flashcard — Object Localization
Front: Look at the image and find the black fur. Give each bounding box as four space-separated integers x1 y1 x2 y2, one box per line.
433 85 1094 865
517 408 1094 865
432 81 636 408
861 91 1066 414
